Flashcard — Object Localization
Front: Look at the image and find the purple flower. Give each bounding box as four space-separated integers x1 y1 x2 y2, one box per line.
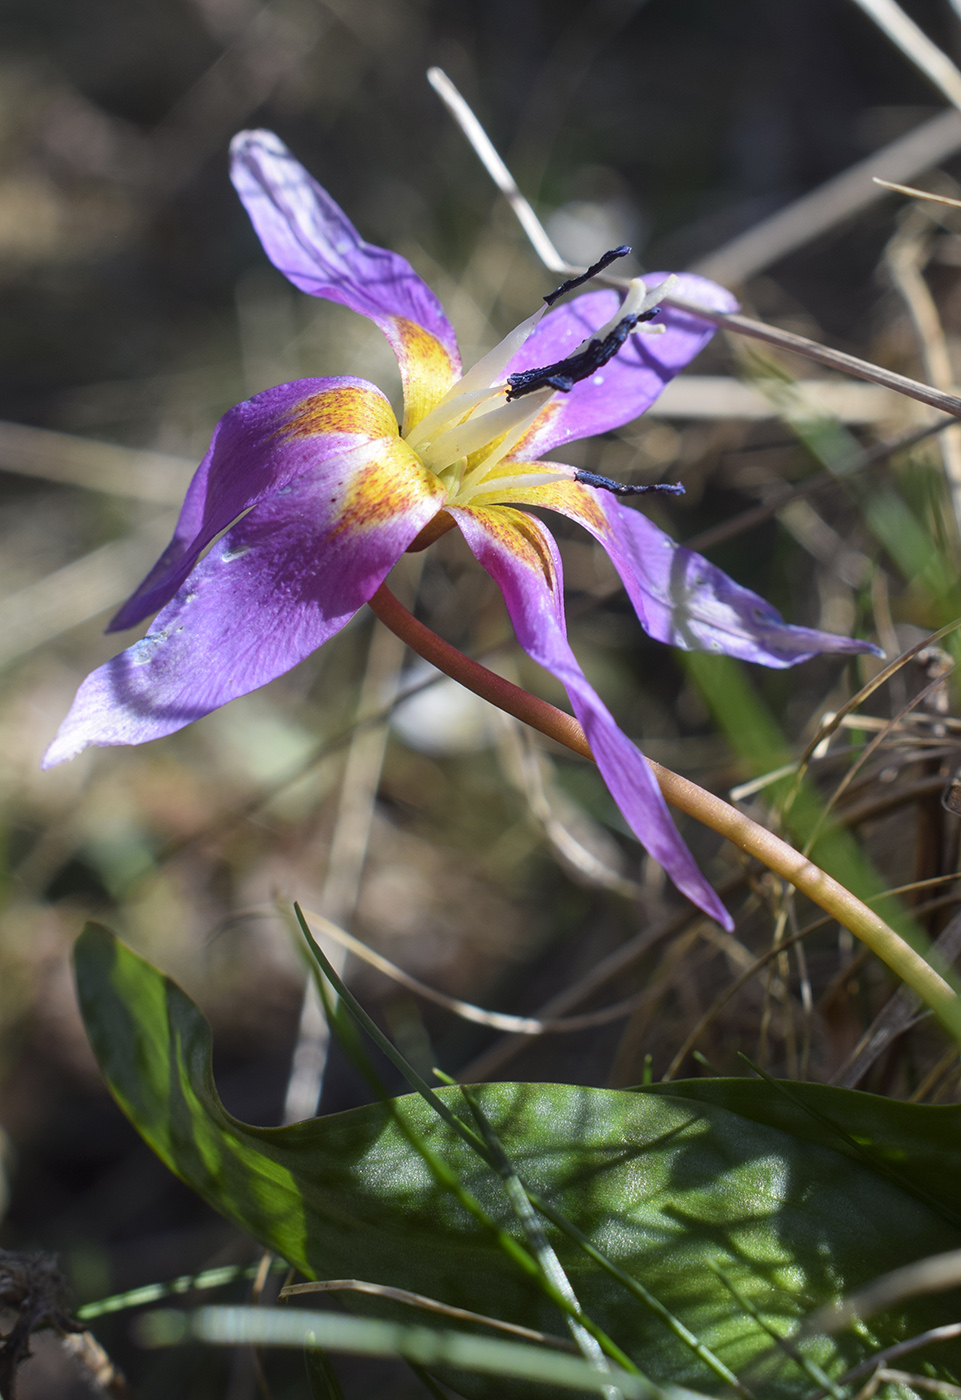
43 130 878 926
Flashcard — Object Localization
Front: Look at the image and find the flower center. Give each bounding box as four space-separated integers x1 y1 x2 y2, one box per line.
402 268 678 509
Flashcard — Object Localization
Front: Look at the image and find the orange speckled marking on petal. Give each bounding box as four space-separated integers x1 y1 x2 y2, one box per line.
464 503 560 595
509 399 564 458
281 385 400 440
329 436 445 542
388 317 459 435
468 464 612 537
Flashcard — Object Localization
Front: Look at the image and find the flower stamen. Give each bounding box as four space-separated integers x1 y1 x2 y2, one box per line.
409 271 688 509
403 385 502 452
504 310 657 400
542 245 631 307
462 468 572 499
505 275 680 402
406 306 547 455
420 387 553 474
573 471 685 498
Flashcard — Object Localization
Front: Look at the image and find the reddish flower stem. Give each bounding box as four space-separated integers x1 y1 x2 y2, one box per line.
369 583 961 1036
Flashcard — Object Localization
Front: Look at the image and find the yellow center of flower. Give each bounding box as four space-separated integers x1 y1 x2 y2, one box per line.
402 309 563 507
401 274 676 509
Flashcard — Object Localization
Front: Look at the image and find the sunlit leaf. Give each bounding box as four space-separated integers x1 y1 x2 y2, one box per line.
645 1076 961 1225
76 924 961 1397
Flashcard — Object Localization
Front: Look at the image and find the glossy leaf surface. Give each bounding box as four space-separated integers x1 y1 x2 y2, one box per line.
75 925 961 1397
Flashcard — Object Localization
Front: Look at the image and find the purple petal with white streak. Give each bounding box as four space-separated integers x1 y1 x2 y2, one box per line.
109 376 400 633
506 275 738 459
230 130 460 369
43 453 444 767
449 503 732 928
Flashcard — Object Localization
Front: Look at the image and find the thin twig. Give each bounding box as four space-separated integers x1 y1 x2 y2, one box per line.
663 915 824 1081
497 717 643 898
428 65 961 418
856 1368 961 1398
875 178 961 209
427 68 572 275
368 584 961 1037
831 909 961 1088
684 417 955 554
848 0 961 111
803 669 954 852
831 1325 961 1391
809 1246 961 1334
884 209 961 531
283 566 418 1125
299 907 672 1035
692 109 961 283
459 900 729 1082
665 299 961 418
279 1280 575 1351
795 619 961 781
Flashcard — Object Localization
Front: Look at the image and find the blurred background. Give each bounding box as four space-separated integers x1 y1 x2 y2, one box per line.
3 0 961 1393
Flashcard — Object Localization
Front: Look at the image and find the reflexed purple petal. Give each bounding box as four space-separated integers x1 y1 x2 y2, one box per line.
478 475 880 665
230 130 461 426
43 449 445 768
505 275 738 458
577 491 882 665
109 376 405 632
449 503 732 928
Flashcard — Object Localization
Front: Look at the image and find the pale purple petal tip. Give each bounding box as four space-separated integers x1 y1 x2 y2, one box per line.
600 503 882 666
230 130 459 367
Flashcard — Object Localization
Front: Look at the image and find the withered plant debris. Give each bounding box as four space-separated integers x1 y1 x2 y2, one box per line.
0 1249 81 1399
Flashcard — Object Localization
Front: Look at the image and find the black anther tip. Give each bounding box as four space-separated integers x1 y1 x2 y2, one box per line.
574 471 685 498
543 246 633 307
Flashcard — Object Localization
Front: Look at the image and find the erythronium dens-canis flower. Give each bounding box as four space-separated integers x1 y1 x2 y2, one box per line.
43 130 879 925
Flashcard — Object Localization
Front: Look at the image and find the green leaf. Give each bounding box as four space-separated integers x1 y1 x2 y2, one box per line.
76 925 961 1397
643 1076 961 1226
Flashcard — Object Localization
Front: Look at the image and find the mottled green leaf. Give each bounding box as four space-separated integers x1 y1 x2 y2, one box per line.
643 1077 961 1225
75 924 961 1397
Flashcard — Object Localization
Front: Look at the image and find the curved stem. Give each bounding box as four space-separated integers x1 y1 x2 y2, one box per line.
368 583 961 1037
